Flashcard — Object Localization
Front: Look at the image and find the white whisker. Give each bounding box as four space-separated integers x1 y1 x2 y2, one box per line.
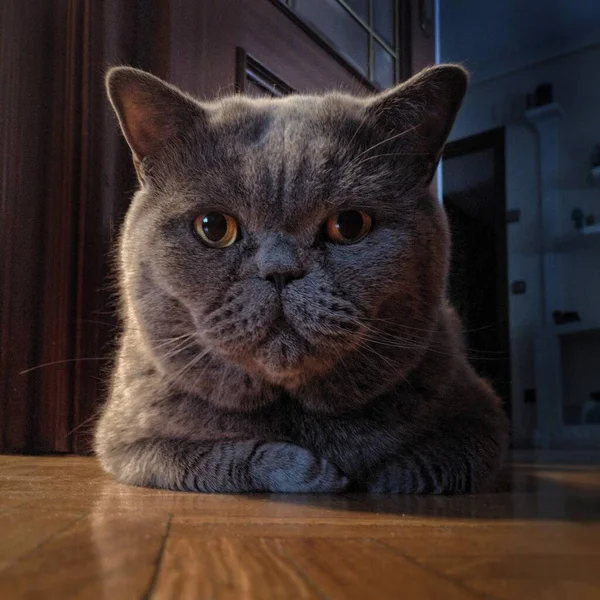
349 124 420 166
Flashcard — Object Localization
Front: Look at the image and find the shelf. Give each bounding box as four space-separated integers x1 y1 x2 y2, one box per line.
539 320 600 338
535 424 600 447
525 102 563 123
551 225 600 251
551 322 600 337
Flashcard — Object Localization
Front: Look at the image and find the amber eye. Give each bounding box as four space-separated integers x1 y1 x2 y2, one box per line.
326 210 372 244
193 212 239 248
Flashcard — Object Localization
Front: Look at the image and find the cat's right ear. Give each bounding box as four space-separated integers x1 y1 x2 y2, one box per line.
106 67 204 169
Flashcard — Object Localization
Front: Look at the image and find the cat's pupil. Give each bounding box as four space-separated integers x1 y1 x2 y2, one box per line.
336 211 365 239
202 212 228 241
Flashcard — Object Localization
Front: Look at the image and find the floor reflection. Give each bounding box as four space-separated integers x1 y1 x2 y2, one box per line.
87 450 600 523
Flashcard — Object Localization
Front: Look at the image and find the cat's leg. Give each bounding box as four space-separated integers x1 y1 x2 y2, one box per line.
364 415 508 494
98 438 349 493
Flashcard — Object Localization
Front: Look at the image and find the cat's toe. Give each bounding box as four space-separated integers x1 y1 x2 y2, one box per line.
258 442 349 493
310 456 350 493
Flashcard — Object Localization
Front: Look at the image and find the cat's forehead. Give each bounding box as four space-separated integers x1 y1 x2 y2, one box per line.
207 93 371 158
196 94 378 230
210 92 366 128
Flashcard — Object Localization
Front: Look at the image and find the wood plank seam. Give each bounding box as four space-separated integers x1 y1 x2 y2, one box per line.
376 540 488 600
0 501 30 517
0 512 87 575
277 539 330 600
143 512 172 600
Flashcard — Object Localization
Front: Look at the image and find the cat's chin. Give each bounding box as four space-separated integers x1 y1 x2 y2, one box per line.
260 367 305 389
247 323 327 388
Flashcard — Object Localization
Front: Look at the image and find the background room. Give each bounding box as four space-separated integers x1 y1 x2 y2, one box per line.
1 1 600 598
440 0 600 448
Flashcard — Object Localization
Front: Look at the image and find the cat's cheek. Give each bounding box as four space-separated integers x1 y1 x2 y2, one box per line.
195 279 280 357
325 234 409 313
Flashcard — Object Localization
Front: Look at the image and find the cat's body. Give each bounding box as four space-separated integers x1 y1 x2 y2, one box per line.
95 65 509 494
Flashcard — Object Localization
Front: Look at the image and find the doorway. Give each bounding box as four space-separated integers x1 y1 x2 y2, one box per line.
443 128 511 417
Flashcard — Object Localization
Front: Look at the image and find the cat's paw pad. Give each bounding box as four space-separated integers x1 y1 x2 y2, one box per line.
256 442 348 493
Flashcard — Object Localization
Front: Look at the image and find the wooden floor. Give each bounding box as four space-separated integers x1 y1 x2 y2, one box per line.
0 452 599 599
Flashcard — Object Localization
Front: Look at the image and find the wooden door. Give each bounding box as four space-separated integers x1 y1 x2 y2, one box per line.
0 0 436 454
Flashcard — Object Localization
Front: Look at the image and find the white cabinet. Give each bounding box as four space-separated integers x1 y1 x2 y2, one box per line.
526 103 600 447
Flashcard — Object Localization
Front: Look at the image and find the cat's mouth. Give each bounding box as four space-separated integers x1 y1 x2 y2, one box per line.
267 315 298 337
249 316 312 383
201 290 361 385
251 314 346 387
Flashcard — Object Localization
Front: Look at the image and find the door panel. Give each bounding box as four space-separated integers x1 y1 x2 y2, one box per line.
244 0 373 93
236 49 295 97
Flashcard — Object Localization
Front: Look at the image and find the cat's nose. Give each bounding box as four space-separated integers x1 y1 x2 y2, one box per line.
265 271 305 293
256 234 305 292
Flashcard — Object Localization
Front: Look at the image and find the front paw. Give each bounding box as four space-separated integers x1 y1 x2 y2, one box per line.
254 442 349 493
365 457 468 494
365 457 451 494
366 459 420 494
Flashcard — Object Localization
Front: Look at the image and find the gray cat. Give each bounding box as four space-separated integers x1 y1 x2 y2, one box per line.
95 64 509 494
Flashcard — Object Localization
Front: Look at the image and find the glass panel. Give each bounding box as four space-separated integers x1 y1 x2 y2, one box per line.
344 0 369 22
373 42 395 89
246 80 273 98
373 0 395 46
293 0 369 76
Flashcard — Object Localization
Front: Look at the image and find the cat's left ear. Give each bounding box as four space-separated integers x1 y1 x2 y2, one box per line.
106 67 205 172
366 64 468 178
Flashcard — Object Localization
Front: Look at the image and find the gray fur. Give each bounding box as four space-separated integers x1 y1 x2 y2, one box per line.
95 65 509 494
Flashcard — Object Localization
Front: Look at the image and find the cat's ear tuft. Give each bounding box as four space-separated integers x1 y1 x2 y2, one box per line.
106 67 204 161
366 64 468 170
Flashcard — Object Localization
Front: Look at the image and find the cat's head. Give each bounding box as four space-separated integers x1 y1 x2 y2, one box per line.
108 65 467 408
